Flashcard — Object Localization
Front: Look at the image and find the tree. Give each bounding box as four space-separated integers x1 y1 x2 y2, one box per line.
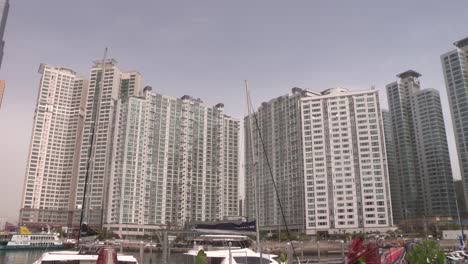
298 233 309 241
96 229 114 240
279 251 287 264
195 249 207 264
405 240 445 264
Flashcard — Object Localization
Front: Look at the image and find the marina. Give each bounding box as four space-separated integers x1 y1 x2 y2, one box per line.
32 237 468 263
1 1 468 264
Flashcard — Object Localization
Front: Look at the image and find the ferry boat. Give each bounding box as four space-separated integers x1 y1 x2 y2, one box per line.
0 232 64 250
0 226 64 250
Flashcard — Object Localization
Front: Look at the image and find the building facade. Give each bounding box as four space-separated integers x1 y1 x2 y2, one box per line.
19 64 87 227
382 110 400 221
20 59 240 233
105 90 239 237
245 88 310 232
441 37 468 212
73 59 142 227
301 88 392 235
245 87 393 235
454 180 467 216
386 71 456 222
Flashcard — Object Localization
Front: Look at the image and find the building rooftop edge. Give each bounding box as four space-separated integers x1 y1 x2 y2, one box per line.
92 58 118 66
129 92 236 111
454 37 468 48
38 63 76 75
396 70 421 79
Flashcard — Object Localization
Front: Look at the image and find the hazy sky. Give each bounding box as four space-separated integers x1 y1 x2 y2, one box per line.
1 0 467 221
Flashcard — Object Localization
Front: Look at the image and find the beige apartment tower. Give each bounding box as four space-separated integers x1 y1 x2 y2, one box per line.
19 64 88 227
73 59 142 227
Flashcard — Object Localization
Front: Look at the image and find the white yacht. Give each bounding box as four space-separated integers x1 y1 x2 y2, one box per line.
181 233 278 263
185 247 278 264
33 249 139 264
189 234 252 250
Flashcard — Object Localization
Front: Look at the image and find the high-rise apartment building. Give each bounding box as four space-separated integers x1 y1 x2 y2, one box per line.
73 59 142 226
20 59 239 233
301 88 392 234
245 87 393 235
245 88 309 231
386 70 456 222
105 89 239 237
441 37 468 212
0 0 9 70
19 64 88 226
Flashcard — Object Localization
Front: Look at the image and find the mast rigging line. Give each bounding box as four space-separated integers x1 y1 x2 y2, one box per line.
245 81 299 261
77 47 108 246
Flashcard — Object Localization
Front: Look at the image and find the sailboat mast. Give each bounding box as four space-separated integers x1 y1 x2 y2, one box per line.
245 80 262 256
77 47 108 246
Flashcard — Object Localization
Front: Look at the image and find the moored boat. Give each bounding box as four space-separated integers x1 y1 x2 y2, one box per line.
181 234 277 263
0 232 64 250
32 248 139 264
189 234 252 250
185 247 278 264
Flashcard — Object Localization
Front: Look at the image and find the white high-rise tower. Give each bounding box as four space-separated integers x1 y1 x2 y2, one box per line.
20 64 88 227
105 90 240 237
73 59 142 227
441 37 468 213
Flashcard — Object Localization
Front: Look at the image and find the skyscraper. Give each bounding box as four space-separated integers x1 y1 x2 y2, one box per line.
301 88 392 234
245 88 308 232
105 89 239 237
20 58 240 234
386 71 456 222
19 64 88 227
73 59 142 227
0 0 9 70
441 37 468 212
245 87 394 235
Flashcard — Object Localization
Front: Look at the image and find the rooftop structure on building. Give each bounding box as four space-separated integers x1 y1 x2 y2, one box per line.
396 70 422 79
